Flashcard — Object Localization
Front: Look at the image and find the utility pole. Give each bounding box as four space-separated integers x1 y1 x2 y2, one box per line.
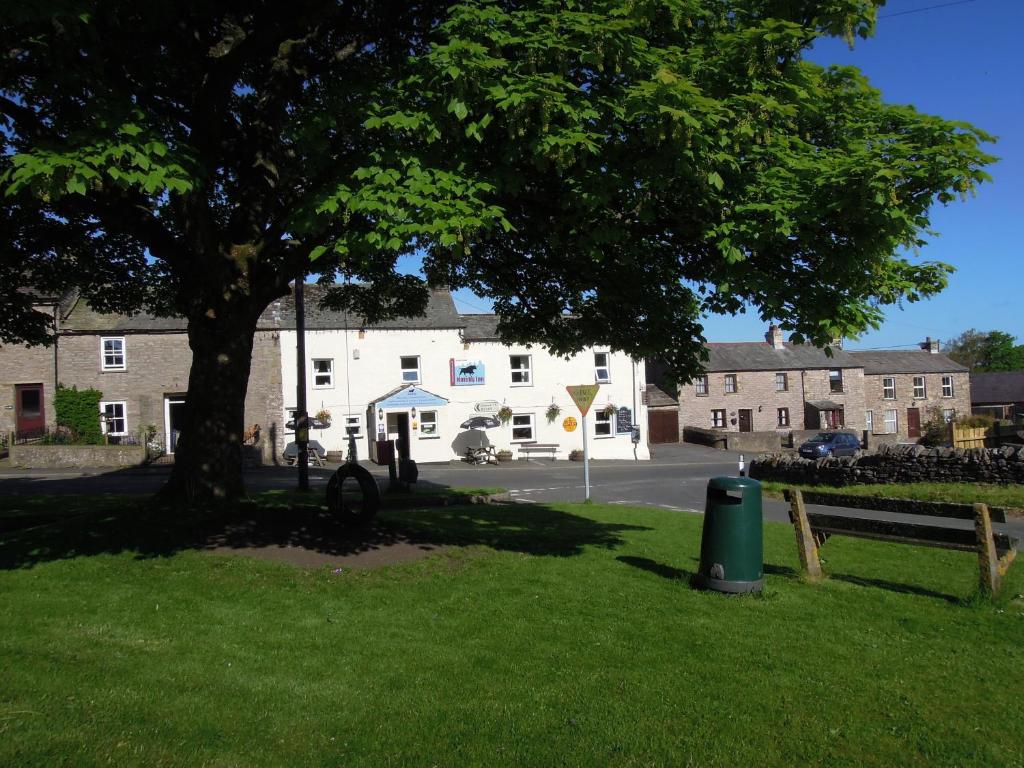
295 275 309 491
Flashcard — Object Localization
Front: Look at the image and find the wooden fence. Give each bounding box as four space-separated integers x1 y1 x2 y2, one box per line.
951 423 1024 449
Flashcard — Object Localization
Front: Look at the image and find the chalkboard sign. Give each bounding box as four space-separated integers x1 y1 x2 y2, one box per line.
616 407 633 434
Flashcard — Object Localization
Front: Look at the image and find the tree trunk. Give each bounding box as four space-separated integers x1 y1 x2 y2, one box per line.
162 304 262 504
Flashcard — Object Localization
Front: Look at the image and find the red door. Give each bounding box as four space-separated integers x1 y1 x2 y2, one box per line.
738 409 753 432
15 384 45 439
648 410 679 443
907 407 921 439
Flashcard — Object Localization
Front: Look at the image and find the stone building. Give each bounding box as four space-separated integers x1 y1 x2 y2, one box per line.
0 291 65 439
677 325 865 438
850 340 971 440
970 371 1024 421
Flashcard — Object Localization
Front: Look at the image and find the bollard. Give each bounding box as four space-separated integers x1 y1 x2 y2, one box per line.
738 453 746 477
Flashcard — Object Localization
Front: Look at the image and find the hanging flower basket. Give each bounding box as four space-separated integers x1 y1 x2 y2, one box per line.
545 403 562 423
315 409 332 428
602 403 616 418
497 406 514 425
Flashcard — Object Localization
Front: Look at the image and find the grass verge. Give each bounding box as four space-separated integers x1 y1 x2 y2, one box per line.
758 480 1024 511
0 498 1021 767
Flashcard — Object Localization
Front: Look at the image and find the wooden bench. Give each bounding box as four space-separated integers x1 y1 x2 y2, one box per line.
785 488 1019 597
517 443 560 460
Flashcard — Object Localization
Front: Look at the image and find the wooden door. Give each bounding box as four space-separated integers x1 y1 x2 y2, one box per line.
15 384 44 439
647 410 679 443
738 409 753 432
907 407 921 439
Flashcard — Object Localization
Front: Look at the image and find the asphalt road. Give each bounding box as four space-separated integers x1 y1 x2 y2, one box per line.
1 442 1021 538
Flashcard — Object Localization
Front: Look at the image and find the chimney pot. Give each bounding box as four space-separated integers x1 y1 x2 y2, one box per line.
766 324 785 350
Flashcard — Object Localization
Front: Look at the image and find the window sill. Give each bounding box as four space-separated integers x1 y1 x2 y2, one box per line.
312 385 334 390
510 382 532 387
594 435 615 440
101 368 126 373
418 435 440 440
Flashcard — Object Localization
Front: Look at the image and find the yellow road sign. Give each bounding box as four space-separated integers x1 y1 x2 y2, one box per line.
566 384 600 416
562 416 578 432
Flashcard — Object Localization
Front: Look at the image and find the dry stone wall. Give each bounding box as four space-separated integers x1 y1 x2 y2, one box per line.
750 442 1024 486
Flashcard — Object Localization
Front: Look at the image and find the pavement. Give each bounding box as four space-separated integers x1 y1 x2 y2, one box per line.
1 442 1021 539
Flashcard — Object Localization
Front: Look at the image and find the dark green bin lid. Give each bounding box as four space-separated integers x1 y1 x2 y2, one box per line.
708 476 762 492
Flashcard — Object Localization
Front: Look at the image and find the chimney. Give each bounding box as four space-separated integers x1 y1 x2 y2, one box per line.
920 336 940 354
766 324 784 350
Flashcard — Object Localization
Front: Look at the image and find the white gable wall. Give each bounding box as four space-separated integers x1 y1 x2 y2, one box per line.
279 327 649 462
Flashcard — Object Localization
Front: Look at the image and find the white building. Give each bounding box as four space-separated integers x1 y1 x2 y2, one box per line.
279 286 649 463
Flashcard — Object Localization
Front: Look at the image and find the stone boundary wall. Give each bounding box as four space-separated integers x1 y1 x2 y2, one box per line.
750 443 1024 486
725 431 784 453
682 426 727 449
10 444 145 469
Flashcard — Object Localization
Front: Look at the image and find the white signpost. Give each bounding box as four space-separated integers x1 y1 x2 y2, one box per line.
565 384 600 501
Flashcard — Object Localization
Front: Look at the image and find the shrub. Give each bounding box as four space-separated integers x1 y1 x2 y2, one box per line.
569 449 584 461
956 413 995 429
54 385 103 444
918 407 950 447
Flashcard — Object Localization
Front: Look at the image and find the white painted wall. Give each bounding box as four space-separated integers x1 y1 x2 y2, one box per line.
279 326 649 462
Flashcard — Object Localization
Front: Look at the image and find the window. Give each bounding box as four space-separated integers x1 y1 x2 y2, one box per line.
712 409 726 428
865 410 874 433
343 415 363 437
943 409 956 423
101 337 126 371
312 359 333 388
775 372 788 392
913 376 926 399
695 375 709 396
724 374 738 394
511 413 535 441
829 369 843 393
419 410 438 436
942 376 954 397
594 352 610 383
777 407 789 427
400 356 420 383
510 355 532 385
882 377 896 400
595 409 613 437
884 409 898 434
100 401 127 436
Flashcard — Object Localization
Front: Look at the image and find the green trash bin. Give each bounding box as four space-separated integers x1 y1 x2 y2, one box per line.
697 476 764 593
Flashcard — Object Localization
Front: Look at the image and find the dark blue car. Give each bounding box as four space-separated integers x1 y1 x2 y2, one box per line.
798 431 861 459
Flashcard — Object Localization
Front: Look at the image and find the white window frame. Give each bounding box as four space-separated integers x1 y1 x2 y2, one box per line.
400 356 421 383
419 410 438 437
101 337 126 371
942 375 954 398
695 375 708 396
775 372 788 392
100 400 128 436
510 413 535 441
724 374 738 394
865 410 874 433
829 369 844 393
594 351 611 383
312 358 334 389
777 407 789 427
913 376 926 399
884 408 898 434
711 409 726 428
343 414 363 438
882 377 896 400
510 354 532 386
595 409 613 437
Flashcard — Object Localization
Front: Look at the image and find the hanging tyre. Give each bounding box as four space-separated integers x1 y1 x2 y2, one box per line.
326 463 380 525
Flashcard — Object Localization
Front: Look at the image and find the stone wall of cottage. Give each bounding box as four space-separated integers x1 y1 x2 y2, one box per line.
0 335 57 435
750 442 1024 486
861 371 971 438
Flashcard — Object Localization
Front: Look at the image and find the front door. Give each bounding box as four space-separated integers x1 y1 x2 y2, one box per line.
164 396 186 454
738 409 753 433
907 407 921 439
15 384 44 439
386 412 411 460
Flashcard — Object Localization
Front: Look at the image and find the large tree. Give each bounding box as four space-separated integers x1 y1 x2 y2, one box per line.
1 1 993 501
946 330 1024 372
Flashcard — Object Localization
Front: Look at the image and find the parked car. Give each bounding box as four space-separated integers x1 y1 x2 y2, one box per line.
798 431 861 459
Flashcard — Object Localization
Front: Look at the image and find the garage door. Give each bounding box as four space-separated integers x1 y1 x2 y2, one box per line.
648 410 679 443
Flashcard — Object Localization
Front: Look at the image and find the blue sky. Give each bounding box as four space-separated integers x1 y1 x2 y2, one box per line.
416 0 1024 351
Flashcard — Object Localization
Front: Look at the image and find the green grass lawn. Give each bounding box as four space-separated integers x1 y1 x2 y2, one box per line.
0 498 1022 767
758 480 1024 510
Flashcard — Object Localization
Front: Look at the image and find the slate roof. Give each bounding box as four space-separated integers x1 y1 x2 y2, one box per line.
62 295 189 332
275 284 461 330
847 350 967 375
970 371 1024 404
703 342 860 372
460 314 502 341
644 383 678 408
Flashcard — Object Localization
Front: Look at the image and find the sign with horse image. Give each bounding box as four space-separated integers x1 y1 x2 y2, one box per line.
450 359 486 386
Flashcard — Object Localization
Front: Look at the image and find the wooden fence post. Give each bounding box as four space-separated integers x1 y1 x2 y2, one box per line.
788 489 823 581
974 502 1001 597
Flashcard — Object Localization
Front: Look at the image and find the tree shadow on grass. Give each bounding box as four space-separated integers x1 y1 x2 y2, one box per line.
0 500 651 570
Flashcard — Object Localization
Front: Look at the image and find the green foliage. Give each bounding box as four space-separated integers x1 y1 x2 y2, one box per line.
946 329 1024 372
497 406 513 425
918 407 951 447
956 413 995 429
53 385 103 445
